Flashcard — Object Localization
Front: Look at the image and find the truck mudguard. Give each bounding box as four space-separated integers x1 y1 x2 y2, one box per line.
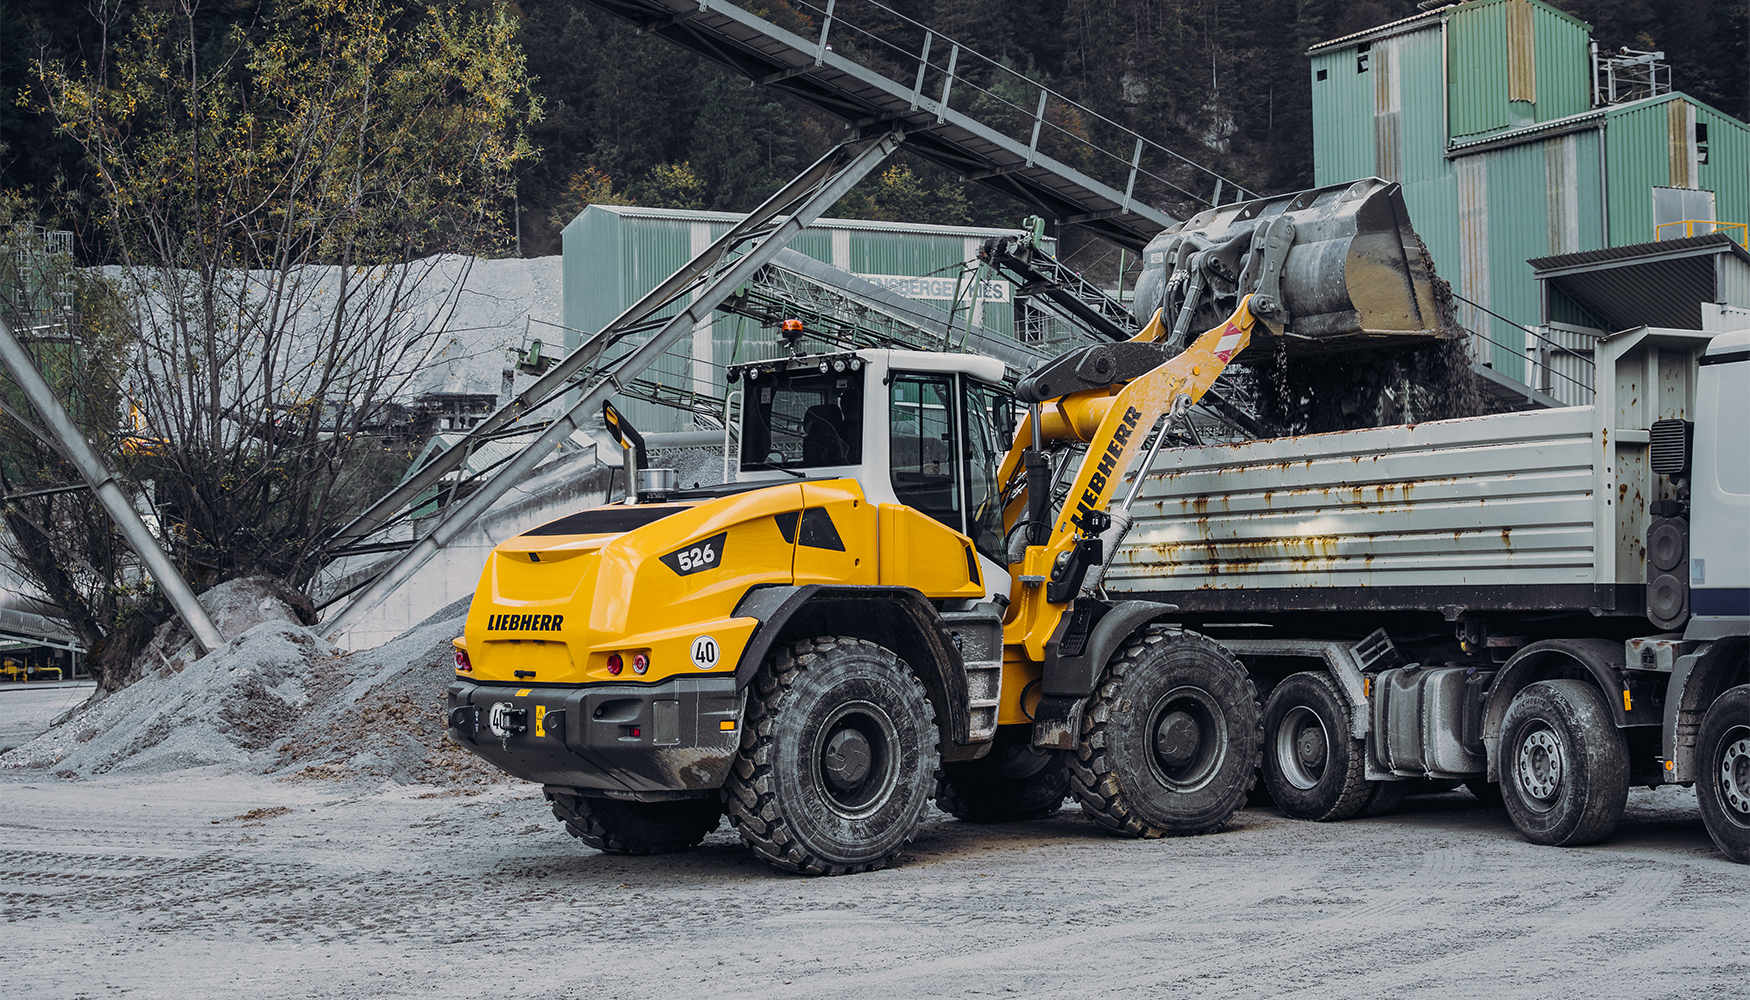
1665 636 1750 782
730 584 973 747
1043 598 1182 697
1483 638 1659 781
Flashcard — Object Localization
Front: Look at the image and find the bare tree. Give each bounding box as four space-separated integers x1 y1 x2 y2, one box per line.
25 0 540 599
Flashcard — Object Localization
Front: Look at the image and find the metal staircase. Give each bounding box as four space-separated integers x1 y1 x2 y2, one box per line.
582 0 1257 251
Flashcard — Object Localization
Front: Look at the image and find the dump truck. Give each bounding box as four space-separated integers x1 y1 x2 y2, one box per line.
444 178 1455 874
1100 318 1749 862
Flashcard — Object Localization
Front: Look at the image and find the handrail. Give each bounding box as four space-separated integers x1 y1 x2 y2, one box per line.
1654 220 1748 247
778 0 1258 210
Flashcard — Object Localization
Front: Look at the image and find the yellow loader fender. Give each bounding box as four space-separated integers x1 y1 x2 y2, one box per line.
728 583 986 755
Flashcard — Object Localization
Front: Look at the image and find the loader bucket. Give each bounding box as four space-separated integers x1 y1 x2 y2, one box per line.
1132 178 1447 352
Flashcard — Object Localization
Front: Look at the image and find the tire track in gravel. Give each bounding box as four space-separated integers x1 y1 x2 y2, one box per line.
682 844 1486 1000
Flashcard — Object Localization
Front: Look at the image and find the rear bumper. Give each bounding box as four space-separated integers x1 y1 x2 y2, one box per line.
445 675 744 796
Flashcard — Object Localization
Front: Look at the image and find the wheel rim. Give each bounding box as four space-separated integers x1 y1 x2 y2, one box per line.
1148 685 1227 793
815 700 900 817
1274 705 1329 791
1515 726 1565 811
1717 728 1750 827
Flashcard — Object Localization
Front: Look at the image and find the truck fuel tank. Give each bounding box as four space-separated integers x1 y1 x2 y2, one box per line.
1370 664 1494 778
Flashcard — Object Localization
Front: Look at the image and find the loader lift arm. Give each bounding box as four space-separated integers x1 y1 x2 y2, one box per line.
997 296 1261 655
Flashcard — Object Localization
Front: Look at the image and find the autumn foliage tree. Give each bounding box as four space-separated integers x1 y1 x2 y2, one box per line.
16 0 539 639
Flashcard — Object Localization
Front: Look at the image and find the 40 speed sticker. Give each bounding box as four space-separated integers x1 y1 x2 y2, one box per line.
690 635 721 670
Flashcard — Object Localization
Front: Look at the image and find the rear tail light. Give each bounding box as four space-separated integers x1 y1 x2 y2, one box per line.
606 653 623 676
454 649 472 673
632 653 649 675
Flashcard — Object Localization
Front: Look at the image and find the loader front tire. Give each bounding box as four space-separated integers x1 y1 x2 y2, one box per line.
1071 629 1261 837
725 636 939 876
545 790 722 855
938 727 1069 823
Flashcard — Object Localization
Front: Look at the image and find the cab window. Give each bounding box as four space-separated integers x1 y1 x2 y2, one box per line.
739 368 864 472
964 379 1017 565
890 374 961 530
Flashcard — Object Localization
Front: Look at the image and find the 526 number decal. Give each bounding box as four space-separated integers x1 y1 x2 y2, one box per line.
659 532 727 577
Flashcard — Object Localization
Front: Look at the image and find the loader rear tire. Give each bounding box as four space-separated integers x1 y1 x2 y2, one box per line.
1070 629 1261 837
938 728 1069 823
1261 671 1371 822
724 636 939 876
545 790 722 855
1499 680 1629 847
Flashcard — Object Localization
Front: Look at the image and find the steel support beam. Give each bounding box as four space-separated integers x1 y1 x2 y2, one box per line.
319 133 905 641
0 318 224 654
326 138 897 553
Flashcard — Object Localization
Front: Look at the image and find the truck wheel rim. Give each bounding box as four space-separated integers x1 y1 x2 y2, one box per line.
815 700 900 817
1719 729 1750 824
1516 727 1564 808
1275 705 1329 791
1149 686 1226 793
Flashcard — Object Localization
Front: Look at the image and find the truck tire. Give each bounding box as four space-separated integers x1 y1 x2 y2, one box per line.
1498 679 1629 847
1356 779 1409 817
938 728 1069 823
1261 671 1371 822
724 636 939 875
545 790 722 855
1695 684 1750 864
1464 778 1505 807
1070 630 1262 837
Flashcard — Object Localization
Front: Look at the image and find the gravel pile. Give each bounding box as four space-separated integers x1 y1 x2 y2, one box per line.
1 583 501 788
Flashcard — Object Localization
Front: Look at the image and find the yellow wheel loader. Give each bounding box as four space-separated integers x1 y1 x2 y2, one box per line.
445 178 1447 874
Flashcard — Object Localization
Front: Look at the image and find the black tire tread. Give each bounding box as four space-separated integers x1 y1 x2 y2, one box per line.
1499 679 1629 847
1695 683 1750 864
545 790 720 855
1262 670 1372 822
1069 629 1262 838
723 636 939 876
937 742 1069 823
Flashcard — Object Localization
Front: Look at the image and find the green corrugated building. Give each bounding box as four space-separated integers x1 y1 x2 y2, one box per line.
1308 0 1749 392
561 206 1046 431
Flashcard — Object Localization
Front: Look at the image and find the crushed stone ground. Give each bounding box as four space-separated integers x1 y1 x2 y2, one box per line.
0 774 1740 999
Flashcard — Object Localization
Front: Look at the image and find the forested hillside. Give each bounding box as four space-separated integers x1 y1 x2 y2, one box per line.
5 0 1745 270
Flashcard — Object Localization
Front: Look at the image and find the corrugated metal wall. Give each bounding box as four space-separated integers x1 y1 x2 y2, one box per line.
1694 102 1750 242
1532 2 1592 122
1604 98 1678 246
561 206 1038 432
1310 47 1377 184
1448 1 1510 140
1311 3 1748 373
1105 406 1602 596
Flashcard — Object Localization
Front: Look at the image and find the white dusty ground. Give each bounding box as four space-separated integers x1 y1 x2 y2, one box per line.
2 590 1743 999
1 771 1743 1000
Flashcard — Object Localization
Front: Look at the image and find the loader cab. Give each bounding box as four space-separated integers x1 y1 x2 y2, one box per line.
729 349 1017 594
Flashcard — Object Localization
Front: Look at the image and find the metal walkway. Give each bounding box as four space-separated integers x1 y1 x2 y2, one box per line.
584 0 1258 251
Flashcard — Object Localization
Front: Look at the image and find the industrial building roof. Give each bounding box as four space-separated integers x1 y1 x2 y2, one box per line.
1529 234 1750 331
1305 0 1590 53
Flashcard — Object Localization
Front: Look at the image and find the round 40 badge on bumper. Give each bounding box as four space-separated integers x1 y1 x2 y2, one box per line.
446 675 744 797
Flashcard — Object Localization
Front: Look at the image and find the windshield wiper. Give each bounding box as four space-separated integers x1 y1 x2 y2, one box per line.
751 461 806 479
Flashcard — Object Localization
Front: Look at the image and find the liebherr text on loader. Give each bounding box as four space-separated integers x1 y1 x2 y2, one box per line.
445 179 1447 875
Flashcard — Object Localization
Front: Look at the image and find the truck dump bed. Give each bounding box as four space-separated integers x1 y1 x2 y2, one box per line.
1104 328 1713 616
